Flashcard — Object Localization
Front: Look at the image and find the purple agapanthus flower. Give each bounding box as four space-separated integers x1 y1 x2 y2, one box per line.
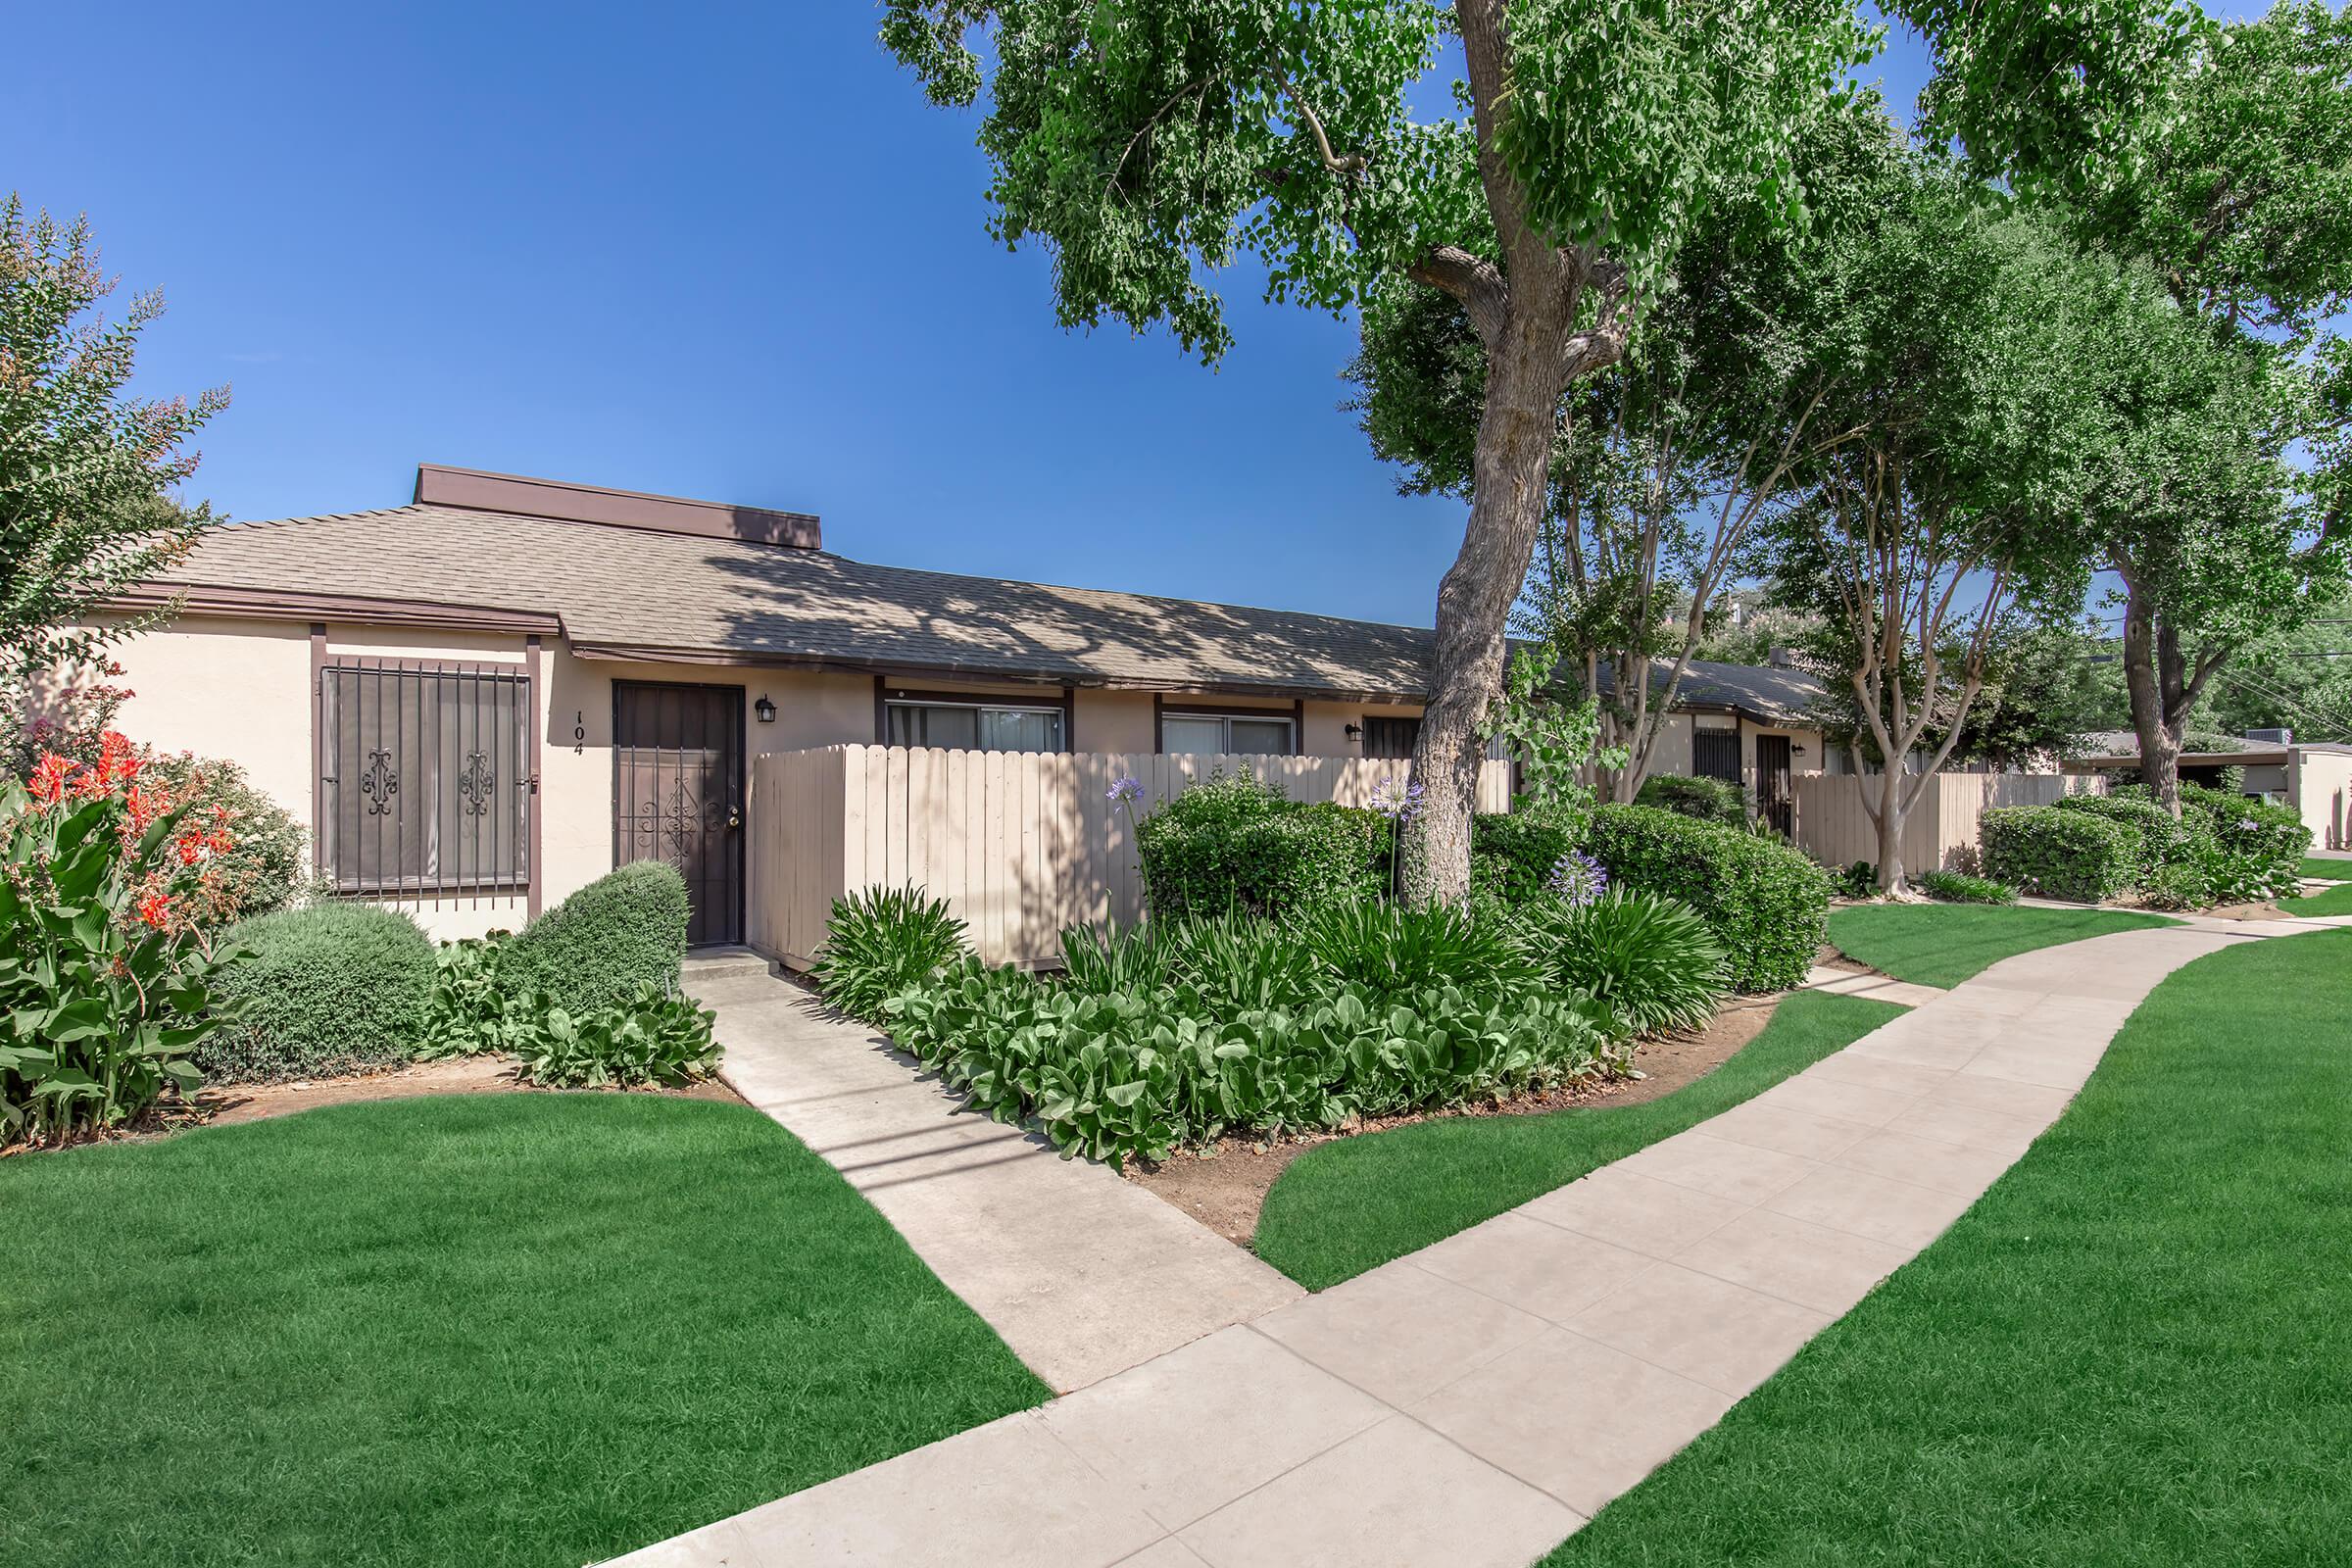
1107 775 1143 806
1547 851 1609 906
1368 776 1425 823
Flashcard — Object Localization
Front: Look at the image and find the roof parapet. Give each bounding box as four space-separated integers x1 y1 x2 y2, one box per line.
414 464 820 550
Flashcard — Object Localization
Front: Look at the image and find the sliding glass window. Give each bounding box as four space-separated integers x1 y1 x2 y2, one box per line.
885 700 1064 754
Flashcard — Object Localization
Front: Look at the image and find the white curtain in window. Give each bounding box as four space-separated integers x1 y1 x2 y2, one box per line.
979 708 1061 753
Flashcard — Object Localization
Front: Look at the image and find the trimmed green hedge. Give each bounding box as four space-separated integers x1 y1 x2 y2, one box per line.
1633 773 1749 828
2052 794 2190 883
1136 771 1386 917
1980 806 2134 903
1469 810 1578 908
201 905 435 1081
508 861 691 1012
1584 804 1829 993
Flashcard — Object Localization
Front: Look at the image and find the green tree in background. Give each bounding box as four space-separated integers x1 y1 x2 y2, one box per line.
1349 96 1903 804
1771 192 2104 891
878 0 2186 903
0 195 226 743
2076 1 2352 811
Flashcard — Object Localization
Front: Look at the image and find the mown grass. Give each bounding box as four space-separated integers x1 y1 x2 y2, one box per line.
1542 926 2352 1568
2280 879 2352 915
1828 903 2174 989
2296 855 2350 883
1251 990 1903 1291
0 1095 1048 1568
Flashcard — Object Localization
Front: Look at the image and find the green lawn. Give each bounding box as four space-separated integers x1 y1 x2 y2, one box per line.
1827 903 2175 989
1252 990 1903 1291
2297 855 2350 882
1542 925 2352 1568
2281 880 2352 915
0 1095 1048 1568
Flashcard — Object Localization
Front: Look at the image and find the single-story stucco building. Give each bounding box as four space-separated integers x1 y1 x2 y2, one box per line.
2064 729 2352 850
96 465 1827 945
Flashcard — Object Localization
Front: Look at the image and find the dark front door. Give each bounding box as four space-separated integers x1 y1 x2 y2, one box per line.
1756 733 1793 836
613 681 744 947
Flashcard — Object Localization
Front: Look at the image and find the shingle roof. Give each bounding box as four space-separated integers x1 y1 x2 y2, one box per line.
163 501 1838 718
1594 658 1828 726
163 504 1443 699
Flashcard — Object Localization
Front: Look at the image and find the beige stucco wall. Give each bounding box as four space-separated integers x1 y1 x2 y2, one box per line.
103 615 315 815
101 611 1839 943
2290 747 2352 851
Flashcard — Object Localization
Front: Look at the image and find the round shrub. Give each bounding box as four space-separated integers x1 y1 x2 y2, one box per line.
507 861 691 1013
1584 804 1830 993
1136 771 1385 917
1979 806 2134 903
1516 888 1728 1038
2051 794 2191 884
1633 773 1750 828
201 905 434 1082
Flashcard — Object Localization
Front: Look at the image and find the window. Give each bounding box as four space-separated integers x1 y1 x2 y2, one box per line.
318 663 530 894
1161 711 1295 756
1362 715 1419 759
1691 729 1742 783
885 700 1064 754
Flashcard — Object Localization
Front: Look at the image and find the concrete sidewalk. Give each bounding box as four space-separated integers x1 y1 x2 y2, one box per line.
681 955 1300 1396
1800 963 1942 1008
619 924 2265 1568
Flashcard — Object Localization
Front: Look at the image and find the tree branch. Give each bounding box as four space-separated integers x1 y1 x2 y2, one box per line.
1269 66 1367 178
1406 244 1509 349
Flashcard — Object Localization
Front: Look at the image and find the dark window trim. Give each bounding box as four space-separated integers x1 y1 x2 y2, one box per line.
1156 707 1299 756
318 659 536 899
881 692 1072 755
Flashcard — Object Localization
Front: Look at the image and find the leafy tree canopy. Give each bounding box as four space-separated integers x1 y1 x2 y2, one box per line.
0 196 224 687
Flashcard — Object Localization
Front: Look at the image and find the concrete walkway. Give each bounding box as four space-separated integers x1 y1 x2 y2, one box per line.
618 923 2273 1568
680 955 1300 1395
1800 962 1943 1008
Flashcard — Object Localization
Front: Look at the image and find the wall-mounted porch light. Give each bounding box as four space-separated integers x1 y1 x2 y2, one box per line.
754 695 777 723
1344 722 1364 741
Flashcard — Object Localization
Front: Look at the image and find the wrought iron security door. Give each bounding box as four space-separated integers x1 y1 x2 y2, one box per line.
612 682 744 947
1756 734 1794 836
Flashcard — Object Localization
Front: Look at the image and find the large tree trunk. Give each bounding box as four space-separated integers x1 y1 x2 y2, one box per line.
1874 785 1908 893
1405 318 1572 904
2119 570 2183 817
1401 0 1633 903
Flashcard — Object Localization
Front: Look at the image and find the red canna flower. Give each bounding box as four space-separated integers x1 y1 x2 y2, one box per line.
136 890 173 929
27 752 74 805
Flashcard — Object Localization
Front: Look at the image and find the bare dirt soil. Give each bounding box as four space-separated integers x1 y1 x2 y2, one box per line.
193 1057 745 1128
1125 990 1786 1248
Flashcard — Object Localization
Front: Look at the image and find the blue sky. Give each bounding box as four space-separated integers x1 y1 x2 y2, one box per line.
19 4 1936 628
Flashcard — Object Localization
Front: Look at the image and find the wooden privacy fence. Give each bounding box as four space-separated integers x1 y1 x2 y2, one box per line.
1791 771 2105 871
750 745 1515 967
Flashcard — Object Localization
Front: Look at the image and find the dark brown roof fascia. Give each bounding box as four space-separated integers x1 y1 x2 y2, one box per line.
415 464 821 550
115 581 563 636
562 641 1427 706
